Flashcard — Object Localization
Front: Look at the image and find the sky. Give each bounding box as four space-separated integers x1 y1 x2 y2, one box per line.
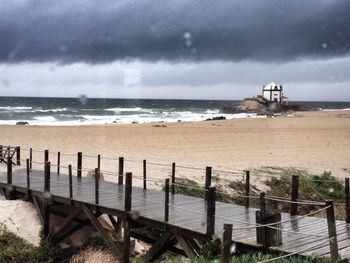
0 0 350 101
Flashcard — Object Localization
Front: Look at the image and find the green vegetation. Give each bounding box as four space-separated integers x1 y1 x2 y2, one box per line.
171 177 205 199
0 226 115 263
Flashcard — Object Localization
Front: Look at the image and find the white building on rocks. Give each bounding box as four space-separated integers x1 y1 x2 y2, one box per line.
262 82 286 103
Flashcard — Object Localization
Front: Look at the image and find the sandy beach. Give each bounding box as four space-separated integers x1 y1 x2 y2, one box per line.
1 110 349 188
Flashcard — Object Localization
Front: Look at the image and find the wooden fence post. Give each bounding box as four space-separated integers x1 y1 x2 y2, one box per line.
57 152 60 175
16 146 20 166
118 157 124 185
44 161 51 192
164 178 170 222
171 162 176 194
245 170 250 208
260 192 266 212
143 160 147 189
290 175 299 216
26 158 30 189
206 186 216 236
44 150 49 163
29 148 32 170
345 178 350 224
7 157 12 184
95 168 100 205
43 161 51 237
205 166 212 201
325 200 339 261
69 165 73 199
97 154 101 172
221 224 233 263
77 152 82 179
123 172 132 263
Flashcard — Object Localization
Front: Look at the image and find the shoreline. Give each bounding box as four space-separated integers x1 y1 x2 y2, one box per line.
0 110 349 186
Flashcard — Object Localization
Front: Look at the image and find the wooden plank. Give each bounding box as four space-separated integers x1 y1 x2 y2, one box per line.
33 196 44 224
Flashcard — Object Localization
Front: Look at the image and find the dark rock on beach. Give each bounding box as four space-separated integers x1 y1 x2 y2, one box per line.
16 121 29 125
206 116 226 121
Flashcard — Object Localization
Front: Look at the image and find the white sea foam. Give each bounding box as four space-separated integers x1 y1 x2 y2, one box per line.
0 106 32 111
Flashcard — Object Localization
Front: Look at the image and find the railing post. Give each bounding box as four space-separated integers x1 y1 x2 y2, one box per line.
7 157 12 184
43 161 51 238
0 145 2 162
205 166 212 201
164 179 170 222
143 159 147 189
290 175 299 216
260 192 266 212
16 146 20 166
171 162 176 194
325 200 339 261
97 154 101 172
44 161 51 192
57 152 60 175
95 168 99 205
245 170 250 208
206 186 216 236
44 149 49 163
123 172 132 263
26 158 30 189
77 152 82 179
345 177 350 224
124 172 132 212
118 157 124 185
29 148 32 170
69 165 73 199
221 224 233 263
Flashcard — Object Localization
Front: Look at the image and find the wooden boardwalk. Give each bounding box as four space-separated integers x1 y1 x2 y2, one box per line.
0 168 349 261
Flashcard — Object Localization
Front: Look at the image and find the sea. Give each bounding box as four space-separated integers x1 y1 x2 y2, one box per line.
0 97 349 125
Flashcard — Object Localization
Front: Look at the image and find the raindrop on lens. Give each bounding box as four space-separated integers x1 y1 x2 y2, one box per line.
78 94 88 105
131 210 140 220
230 243 237 254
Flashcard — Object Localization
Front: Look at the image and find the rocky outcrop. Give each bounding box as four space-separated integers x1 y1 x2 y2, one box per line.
221 96 271 114
221 96 311 114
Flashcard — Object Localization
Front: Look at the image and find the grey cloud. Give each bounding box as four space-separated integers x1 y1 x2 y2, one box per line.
0 0 350 63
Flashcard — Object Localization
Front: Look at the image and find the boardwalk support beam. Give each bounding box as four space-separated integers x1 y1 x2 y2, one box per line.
326 200 339 261
82 204 120 256
221 224 233 263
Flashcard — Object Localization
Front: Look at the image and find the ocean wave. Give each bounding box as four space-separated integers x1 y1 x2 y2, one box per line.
322 108 350 111
33 107 69 113
104 107 155 113
0 106 32 111
34 116 57 122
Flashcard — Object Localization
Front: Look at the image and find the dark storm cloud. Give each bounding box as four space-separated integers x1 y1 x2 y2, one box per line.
0 0 350 63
